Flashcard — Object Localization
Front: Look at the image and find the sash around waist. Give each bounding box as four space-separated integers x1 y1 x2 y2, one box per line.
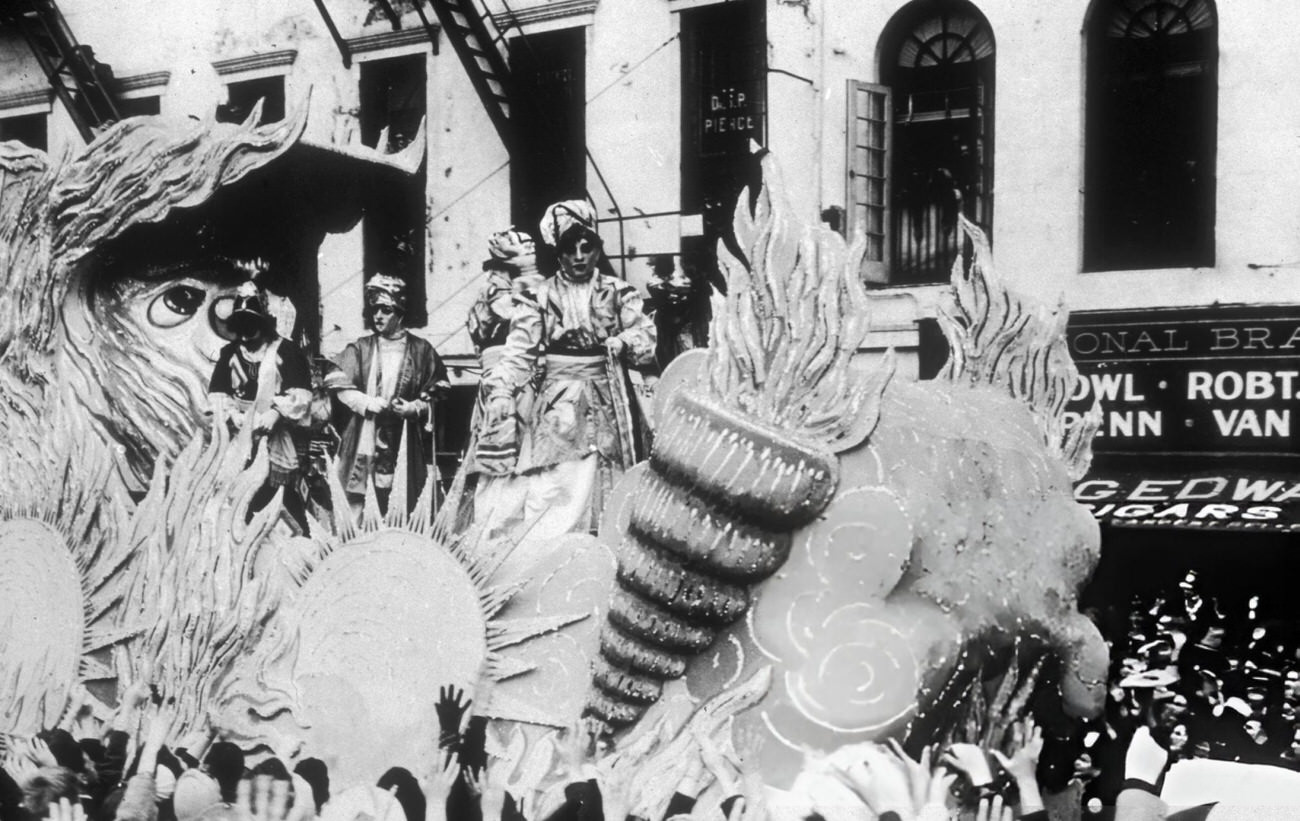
546 353 607 380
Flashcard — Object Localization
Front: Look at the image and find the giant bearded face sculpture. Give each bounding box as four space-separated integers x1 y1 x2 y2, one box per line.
60 253 271 486
0 107 306 495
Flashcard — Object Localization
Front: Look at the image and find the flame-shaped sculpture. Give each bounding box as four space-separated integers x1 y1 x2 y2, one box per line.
938 214 1100 481
587 154 892 728
592 151 1108 760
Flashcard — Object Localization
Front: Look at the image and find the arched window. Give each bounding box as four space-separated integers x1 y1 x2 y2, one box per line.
855 0 993 286
1084 0 1217 271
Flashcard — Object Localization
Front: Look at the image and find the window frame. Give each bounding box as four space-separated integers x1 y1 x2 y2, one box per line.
873 0 996 288
1081 0 1219 273
845 80 891 285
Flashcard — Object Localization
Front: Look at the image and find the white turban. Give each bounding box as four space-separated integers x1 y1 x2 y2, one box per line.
539 200 599 248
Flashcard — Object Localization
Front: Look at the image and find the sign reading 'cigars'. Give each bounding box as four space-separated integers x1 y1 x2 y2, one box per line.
1066 306 1300 530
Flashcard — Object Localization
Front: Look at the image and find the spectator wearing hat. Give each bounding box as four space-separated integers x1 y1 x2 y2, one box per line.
207 278 313 532
326 274 449 517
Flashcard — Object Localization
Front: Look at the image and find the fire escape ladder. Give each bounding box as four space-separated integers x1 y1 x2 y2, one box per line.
422 0 629 275
423 0 516 151
1 0 120 142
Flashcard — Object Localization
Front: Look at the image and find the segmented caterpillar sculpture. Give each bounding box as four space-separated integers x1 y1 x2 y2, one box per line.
587 153 887 728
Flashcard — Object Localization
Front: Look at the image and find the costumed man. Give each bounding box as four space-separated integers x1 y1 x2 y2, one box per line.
325 275 449 518
447 227 543 530
207 277 313 532
475 200 656 574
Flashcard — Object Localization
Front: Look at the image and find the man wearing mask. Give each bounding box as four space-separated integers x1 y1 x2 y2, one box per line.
207 276 313 532
476 200 655 571
327 275 449 517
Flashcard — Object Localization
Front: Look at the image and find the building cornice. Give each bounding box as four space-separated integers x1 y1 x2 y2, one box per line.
490 0 598 30
667 0 740 11
347 27 439 56
117 71 171 92
0 87 53 111
212 50 298 77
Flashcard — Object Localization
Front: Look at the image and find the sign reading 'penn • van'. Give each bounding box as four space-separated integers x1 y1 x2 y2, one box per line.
1066 307 1300 531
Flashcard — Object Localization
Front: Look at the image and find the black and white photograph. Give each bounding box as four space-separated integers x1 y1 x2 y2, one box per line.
0 1 1297 819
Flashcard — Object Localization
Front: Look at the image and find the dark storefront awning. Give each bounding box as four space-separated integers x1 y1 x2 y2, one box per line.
1076 455 1300 532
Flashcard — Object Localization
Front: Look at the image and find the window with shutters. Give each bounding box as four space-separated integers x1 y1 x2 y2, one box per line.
861 0 994 287
846 81 890 284
1083 0 1217 272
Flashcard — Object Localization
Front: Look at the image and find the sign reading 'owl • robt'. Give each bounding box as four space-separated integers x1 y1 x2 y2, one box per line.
1066 306 1300 530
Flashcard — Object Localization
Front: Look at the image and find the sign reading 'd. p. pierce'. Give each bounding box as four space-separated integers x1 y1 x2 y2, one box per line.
1066 306 1300 530
700 83 764 156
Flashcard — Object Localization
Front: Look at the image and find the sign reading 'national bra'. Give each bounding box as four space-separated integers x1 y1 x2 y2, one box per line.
1066 306 1300 531
1064 307 1300 455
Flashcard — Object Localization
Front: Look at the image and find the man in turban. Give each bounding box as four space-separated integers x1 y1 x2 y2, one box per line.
475 200 655 572
326 275 449 517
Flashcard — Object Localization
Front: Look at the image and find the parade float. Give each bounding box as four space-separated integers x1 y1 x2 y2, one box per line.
0 108 1106 803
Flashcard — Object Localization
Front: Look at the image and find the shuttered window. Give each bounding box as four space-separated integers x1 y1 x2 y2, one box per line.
846 80 890 284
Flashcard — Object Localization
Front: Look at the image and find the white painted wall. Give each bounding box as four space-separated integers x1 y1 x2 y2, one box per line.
773 0 1300 350
4 0 1297 363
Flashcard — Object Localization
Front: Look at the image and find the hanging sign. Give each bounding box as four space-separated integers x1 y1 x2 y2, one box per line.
1064 307 1300 455
1066 306 1300 530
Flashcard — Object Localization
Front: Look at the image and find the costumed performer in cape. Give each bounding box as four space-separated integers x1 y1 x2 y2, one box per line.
325 275 449 518
448 227 544 531
475 200 655 574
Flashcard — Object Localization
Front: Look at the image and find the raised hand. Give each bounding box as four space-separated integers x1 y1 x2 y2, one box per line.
112 662 153 733
943 742 994 789
3 739 39 785
991 717 1043 786
885 739 933 812
991 717 1044 814
236 774 302 821
974 793 1015 821
466 758 508 821
25 737 59 770
418 752 459 821
45 797 86 821
926 767 958 809
177 719 216 764
435 685 471 750
829 744 913 819
128 702 171 777
58 686 90 733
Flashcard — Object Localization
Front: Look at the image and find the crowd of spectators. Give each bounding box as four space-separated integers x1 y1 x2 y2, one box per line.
6 566 1300 821
3 659 1278 821
1094 569 1300 771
